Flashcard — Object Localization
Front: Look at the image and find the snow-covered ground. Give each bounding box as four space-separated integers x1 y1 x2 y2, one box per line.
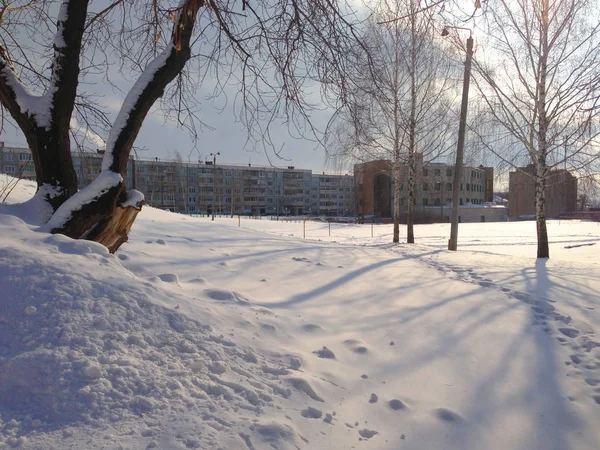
1 179 600 450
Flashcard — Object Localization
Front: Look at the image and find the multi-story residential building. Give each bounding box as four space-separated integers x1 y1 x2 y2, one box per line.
0 143 36 181
0 144 354 217
354 157 502 223
311 173 354 216
508 165 577 219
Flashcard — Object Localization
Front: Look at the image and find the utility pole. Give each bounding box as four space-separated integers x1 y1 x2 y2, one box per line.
443 26 473 251
210 152 220 221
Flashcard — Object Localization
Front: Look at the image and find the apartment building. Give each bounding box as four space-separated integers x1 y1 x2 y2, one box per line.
508 165 577 219
0 144 354 216
0 143 36 181
354 157 500 222
311 174 354 217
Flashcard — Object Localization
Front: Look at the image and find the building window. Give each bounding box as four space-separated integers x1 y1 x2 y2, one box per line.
4 165 15 173
435 182 441 191
446 169 452 177
423 168 428 176
3 153 14 161
423 183 429 191
445 183 452 191
434 169 441 176
19 153 30 161
423 198 428 206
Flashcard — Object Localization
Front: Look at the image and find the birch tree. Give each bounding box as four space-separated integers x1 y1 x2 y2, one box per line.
327 0 457 243
0 0 362 252
471 0 600 258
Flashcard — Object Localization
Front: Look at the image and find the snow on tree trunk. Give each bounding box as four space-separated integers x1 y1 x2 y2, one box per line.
0 0 87 211
47 0 202 252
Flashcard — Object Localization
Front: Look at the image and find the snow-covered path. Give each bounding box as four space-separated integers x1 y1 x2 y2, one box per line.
1 184 600 449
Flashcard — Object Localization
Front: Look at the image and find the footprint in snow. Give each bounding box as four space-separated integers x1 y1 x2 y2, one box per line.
559 328 580 338
434 408 463 422
292 257 310 262
388 399 407 410
157 273 179 283
301 407 322 419
187 276 208 284
344 339 369 355
303 323 322 332
313 346 336 359
260 323 277 332
358 429 378 439
204 289 248 304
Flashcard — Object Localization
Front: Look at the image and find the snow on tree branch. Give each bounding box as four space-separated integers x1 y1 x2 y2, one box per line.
102 0 203 174
0 52 42 128
47 0 201 234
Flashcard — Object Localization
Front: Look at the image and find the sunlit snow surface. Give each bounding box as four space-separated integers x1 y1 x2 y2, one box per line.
1 178 600 450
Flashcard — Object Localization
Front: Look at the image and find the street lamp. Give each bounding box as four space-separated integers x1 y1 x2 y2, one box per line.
210 152 220 221
443 26 473 251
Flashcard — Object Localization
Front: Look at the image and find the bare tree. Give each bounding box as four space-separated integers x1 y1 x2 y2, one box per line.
471 0 600 258
327 0 457 243
0 0 363 252
577 173 600 210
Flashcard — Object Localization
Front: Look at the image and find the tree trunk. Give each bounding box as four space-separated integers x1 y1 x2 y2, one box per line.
407 151 415 244
535 160 549 258
406 7 416 245
536 0 550 259
393 160 401 243
86 195 145 253
0 0 89 211
48 0 203 252
26 128 79 211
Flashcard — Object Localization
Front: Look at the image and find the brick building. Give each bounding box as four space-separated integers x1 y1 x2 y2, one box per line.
508 165 577 219
354 158 496 221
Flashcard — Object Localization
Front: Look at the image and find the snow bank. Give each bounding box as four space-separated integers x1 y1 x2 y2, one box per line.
0 187 315 449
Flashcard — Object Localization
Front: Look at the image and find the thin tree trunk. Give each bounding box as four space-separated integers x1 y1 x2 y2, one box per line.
535 161 549 258
392 28 401 244
406 2 417 244
407 151 415 243
536 0 550 259
393 160 401 243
